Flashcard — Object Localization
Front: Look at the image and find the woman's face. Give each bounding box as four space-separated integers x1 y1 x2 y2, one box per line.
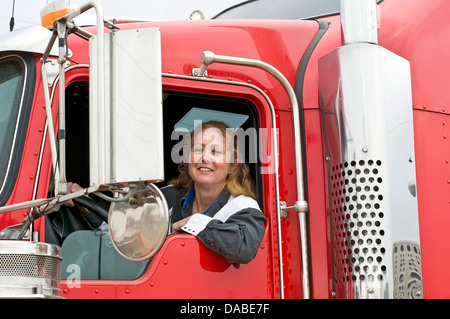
188 127 234 189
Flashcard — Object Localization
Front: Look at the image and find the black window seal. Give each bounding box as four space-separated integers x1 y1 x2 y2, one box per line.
293 19 329 296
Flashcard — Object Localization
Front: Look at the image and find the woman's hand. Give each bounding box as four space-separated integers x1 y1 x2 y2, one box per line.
63 182 89 214
171 215 192 233
63 182 83 207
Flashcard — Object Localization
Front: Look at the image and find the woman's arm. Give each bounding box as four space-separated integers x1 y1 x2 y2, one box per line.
180 195 266 265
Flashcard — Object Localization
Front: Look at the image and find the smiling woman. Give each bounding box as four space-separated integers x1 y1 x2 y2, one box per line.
161 120 265 267
189 123 237 195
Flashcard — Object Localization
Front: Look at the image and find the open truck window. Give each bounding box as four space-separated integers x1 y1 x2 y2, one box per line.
56 84 262 281
158 91 262 202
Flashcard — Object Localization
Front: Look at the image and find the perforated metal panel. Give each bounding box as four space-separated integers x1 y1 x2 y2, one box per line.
330 160 388 295
0 241 62 298
0 253 60 279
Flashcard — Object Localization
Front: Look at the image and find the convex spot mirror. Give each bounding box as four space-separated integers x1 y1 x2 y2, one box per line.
108 184 169 261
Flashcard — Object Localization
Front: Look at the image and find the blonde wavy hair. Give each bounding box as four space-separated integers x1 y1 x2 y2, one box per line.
169 120 256 199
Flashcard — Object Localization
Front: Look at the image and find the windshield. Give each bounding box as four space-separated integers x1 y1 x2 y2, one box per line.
214 0 383 20
214 0 340 20
0 56 26 196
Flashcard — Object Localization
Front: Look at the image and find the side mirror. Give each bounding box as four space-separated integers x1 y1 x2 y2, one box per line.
89 27 164 187
108 184 169 261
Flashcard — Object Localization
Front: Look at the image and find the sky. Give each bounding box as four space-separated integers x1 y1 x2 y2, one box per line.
0 0 244 36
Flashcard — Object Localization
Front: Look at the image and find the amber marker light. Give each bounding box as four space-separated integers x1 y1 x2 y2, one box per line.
40 0 74 28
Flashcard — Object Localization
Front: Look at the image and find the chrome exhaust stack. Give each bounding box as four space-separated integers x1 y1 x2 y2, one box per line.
340 0 378 45
319 0 422 299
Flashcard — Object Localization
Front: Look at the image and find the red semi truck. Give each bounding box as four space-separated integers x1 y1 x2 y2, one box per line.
0 0 448 299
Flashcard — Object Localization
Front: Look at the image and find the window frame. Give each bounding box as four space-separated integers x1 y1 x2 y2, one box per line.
0 53 36 206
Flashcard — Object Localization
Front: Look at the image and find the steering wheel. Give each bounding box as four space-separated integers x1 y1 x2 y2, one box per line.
73 196 109 222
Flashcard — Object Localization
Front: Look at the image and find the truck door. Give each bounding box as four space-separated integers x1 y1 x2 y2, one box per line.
56 75 279 298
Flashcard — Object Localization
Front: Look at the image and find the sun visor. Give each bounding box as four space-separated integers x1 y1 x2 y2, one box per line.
174 107 249 132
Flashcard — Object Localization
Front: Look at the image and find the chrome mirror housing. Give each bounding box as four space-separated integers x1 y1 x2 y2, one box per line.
108 184 169 261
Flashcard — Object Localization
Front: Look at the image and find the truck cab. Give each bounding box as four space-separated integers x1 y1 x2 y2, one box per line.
0 0 449 299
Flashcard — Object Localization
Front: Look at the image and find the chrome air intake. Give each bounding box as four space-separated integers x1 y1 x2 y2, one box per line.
319 0 422 299
0 241 62 298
